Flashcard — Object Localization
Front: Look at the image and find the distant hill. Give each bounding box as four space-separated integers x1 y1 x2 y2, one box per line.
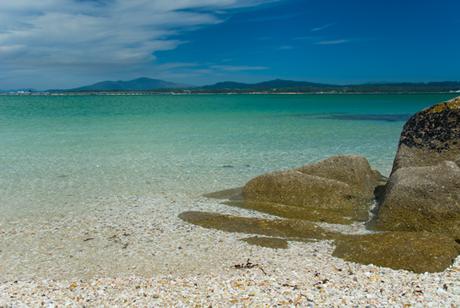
202 79 335 90
202 81 252 90
5 78 459 94
198 79 460 93
71 77 186 91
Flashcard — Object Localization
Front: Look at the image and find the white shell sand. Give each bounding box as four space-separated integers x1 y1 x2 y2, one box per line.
1 194 459 306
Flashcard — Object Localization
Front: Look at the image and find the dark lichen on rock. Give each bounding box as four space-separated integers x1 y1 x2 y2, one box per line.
392 97 460 171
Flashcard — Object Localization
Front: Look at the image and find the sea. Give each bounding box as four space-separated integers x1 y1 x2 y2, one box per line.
0 93 456 219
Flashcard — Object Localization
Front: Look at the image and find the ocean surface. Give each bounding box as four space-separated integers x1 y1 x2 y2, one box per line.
0 93 456 218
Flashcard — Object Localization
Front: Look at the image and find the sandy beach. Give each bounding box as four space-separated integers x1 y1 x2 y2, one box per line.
1 0 460 304
1 193 459 306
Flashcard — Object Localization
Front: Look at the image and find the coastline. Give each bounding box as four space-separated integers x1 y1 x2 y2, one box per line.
1 91 460 96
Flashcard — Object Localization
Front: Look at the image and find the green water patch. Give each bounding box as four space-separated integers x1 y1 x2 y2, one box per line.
240 236 289 249
223 200 357 225
318 114 412 122
179 211 460 273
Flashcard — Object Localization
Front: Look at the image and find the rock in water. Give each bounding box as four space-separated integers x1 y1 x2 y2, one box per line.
243 156 385 221
392 96 460 172
375 161 460 238
375 97 460 239
333 231 460 273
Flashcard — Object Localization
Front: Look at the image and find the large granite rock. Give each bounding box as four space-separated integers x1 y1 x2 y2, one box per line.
375 97 460 239
243 156 385 220
375 161 460 238
391 96 460 173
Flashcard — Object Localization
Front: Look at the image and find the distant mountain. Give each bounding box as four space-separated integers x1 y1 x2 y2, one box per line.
71 77 187 91
202 81 252 90
6 78 460 94
198 79 460 93
202 79 334 90
254 79 334 88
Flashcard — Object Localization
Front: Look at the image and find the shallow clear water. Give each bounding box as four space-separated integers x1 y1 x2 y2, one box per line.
0 93 456 217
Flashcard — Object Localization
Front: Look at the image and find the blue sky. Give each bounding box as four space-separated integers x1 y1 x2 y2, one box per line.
0 0 459 89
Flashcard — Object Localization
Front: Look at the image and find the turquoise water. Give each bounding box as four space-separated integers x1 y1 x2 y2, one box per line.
0 94 456 217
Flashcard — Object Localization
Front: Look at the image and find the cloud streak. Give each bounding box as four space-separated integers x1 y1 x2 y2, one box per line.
210 65 268 71
0 0 272 88
314 39 350 45
311 23 335 32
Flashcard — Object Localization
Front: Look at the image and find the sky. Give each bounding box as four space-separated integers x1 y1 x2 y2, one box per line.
0 0 459 89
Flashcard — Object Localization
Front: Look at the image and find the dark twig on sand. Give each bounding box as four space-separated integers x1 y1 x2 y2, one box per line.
233 259 267 275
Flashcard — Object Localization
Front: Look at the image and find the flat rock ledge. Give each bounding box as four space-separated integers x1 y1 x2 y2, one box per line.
179 211 460 273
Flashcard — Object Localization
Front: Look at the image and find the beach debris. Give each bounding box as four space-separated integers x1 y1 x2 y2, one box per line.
233 259 267 275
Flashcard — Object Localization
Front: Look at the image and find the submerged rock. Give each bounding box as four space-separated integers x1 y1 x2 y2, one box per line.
203 187 243 200
374 161 460 238
391 96 460 173
243 156 385 222
333 231 460 273
178 211 336 240
179 211 460 273
241 236 288 249
224 200 359 224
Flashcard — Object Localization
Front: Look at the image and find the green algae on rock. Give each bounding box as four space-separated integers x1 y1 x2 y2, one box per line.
179 211 460 273
203 187 243 200
296 155 385 197
178 211 336 240
333 231 460 273
240 236 288 249
223 200 360 225
373 161 460 239
242 156 385 223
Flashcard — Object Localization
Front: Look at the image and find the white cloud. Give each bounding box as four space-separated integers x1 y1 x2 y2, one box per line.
278 45 293 50
315 39 350 45
210 65 268 71
311 23 335 32
0 0 273 88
